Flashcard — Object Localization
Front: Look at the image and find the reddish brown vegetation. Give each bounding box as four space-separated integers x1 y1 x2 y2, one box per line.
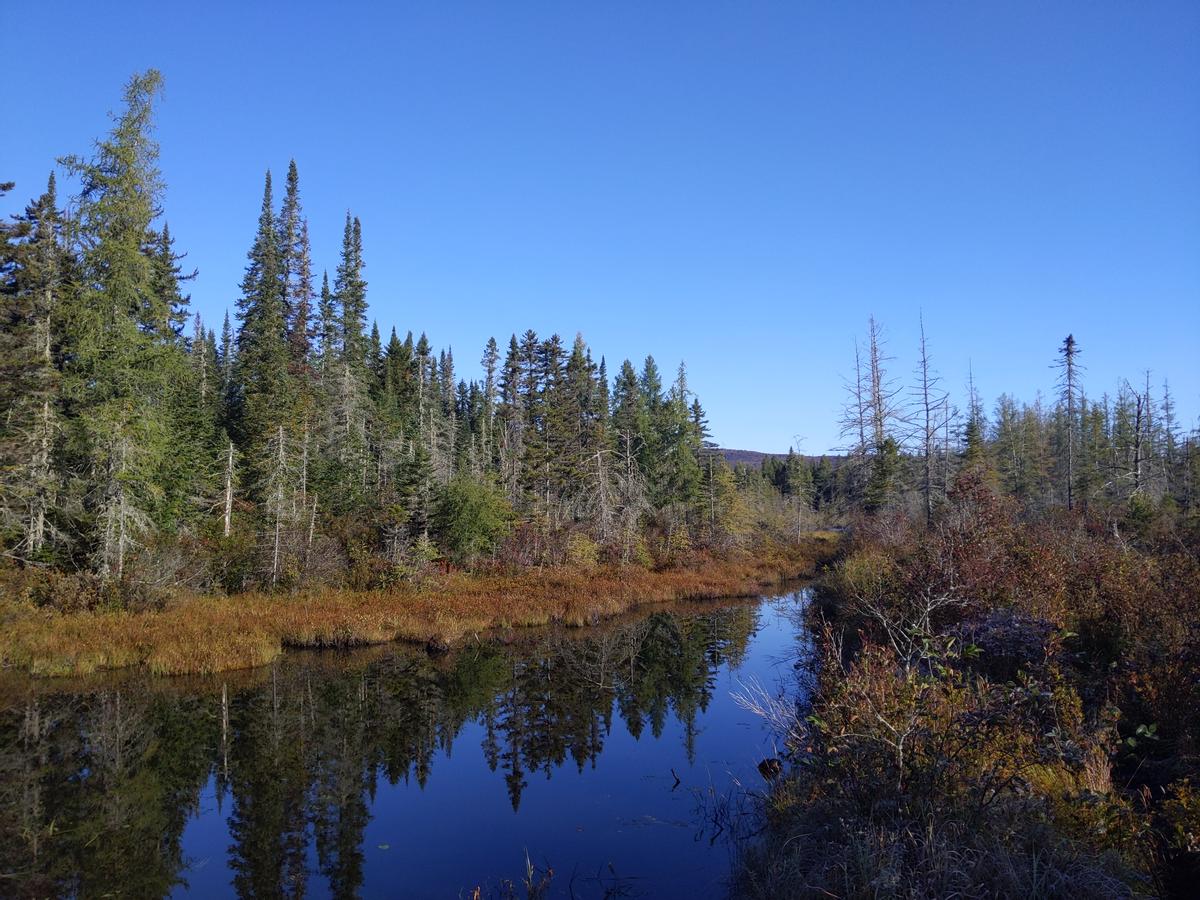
742 473 1200 897
0 535 839 678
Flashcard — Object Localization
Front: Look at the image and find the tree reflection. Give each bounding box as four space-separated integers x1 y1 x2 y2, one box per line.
0 603 758 898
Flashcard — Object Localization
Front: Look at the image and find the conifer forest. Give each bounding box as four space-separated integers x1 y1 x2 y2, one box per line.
2 46 1198 900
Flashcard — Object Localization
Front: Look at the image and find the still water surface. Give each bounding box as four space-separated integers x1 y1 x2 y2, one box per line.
0 589 813 898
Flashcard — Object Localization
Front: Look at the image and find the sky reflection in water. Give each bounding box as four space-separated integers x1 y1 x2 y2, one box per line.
0 590 813 898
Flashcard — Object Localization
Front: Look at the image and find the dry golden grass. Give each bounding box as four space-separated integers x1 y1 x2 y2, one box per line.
0 535 839 678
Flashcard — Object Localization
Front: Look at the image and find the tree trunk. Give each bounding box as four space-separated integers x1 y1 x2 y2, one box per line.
223 440 234 538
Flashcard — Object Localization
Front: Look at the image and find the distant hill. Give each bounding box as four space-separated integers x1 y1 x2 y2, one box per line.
719 448 847 469
715 448 849 468
720 449 783 468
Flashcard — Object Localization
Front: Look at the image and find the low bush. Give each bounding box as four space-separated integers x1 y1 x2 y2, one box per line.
738 476 1200 896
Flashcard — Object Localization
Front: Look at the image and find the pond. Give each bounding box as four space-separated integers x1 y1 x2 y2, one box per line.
0 588 814 898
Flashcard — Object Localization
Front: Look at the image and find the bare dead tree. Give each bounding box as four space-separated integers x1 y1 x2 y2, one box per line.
910 314 949 525
222 439 236 538
867 316 901 452
840 339 870 457
1120 378 1149 497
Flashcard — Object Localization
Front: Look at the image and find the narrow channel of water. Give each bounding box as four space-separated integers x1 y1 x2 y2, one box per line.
0 588 814 898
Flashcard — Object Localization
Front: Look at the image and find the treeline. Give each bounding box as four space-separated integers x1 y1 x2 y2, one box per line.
737 315 1199 525
0 72 793 597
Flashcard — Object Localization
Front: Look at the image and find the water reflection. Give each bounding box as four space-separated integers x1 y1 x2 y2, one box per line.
0 602 778 898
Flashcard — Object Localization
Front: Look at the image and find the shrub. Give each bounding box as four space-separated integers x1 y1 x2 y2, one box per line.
16 569 165 613
740 475 1197 896
737 636 1149 897
433 476 515 567
564 532 599 569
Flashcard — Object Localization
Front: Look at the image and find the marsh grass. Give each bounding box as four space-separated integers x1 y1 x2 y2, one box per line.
0 535 839 677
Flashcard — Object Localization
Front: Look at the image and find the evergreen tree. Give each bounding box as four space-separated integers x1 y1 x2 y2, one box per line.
636 356 664 493
147 223 193 341
864 436 901 512
481 336 499 466
1054 334 1082 510
316 271 338 373
563 334 597 491
336 213 368 368
595 357 611 437
277 161 303 340
992 394 1039 501
278 161 316 443
1076 397 1108 508
497 335 524 499
234 171 290 457
812 456 835 509
610 359 642 457
152 230 210 529
658 363 703 511
0 176 68 558
961 365 989 471
329 214 371 494
58 70 185 577
529 334 567 520
397 438 434 539
218 309 238 430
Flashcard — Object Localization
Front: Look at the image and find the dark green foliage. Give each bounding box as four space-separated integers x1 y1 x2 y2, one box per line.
864 436 901 512
56 70 190 577
22 71 1199 596
234 171 290 452
0 176 68 560
434 475 514 566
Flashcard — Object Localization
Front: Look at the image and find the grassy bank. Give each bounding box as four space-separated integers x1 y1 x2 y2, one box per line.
0 534 839 678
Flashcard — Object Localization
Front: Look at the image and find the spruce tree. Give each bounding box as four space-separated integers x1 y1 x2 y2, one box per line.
497 335 525 498
1054 334 1082 510
532 334 568 518
0 176 68 558
962 366 989 470
636 356 664 497
234 171 290 455
481 336 499 466
316 271 338 373
147 223 194 341
58 70 183 576
658 363 703 511
595 357 611 437
151 228 210 528
278 162 316 431
277 161 303 328
336 213 368 368
329 214 371 492
563 334 596 488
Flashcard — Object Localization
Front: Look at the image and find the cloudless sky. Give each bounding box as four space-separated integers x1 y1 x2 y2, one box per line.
6 1 1199 453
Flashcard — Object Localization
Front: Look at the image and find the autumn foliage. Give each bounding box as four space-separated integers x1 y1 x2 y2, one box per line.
0 535 838 678
742 473 1200 897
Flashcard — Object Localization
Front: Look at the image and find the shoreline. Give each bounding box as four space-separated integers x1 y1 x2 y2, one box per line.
0 534 840 678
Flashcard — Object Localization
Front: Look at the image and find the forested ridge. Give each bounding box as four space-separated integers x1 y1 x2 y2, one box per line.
0 72 804 599
2 71 1198 606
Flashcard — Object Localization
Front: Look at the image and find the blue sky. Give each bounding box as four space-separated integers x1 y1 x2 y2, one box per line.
7 1 1198 453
